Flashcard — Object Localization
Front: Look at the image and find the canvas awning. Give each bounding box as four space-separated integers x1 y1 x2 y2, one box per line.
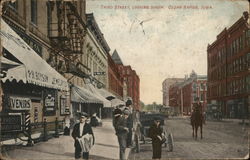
97 88 116 99
71 85 103 104
0 19 69 91
85 84 112 108
1 57 21 70
97 88 125 107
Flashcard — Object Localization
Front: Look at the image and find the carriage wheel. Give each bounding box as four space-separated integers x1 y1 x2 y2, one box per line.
168 133 174 152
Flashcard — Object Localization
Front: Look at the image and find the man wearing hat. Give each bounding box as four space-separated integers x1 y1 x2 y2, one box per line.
72 112 95 160
114 109 130 160
148 117 163 160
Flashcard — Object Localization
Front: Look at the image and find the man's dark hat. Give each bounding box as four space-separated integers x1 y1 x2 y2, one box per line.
80 112 88 118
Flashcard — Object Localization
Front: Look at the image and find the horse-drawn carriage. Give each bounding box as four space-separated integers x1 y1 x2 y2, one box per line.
138 112 174 152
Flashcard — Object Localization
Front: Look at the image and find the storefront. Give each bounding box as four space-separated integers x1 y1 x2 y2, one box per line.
0 19 69 139
70 85 103 124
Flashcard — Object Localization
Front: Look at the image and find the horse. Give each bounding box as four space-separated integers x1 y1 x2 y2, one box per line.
191 110 204 139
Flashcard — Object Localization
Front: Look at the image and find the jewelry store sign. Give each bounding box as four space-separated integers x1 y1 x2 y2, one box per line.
8 96 32 110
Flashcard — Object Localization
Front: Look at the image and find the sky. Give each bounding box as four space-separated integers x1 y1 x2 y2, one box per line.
86 0 249 104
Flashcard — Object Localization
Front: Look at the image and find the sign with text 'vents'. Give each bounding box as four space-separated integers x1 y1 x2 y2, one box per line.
8 96 32 110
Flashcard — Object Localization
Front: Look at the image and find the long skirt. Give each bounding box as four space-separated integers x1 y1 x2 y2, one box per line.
152 141 162 159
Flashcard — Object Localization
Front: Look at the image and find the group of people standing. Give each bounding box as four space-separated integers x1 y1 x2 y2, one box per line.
114 104 164 160
71 104 164 160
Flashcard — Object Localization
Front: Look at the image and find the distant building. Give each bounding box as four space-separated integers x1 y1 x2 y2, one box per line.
207 12 250 118
162 78 184 106
112 51 140 111
169 71 207 115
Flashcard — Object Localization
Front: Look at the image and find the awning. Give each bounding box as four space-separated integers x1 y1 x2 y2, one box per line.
111 98 125 107
71 85 103 104
0 19 69 91
97 88 115 99
1 57 21 70
97 88 125 107
85 84 112 108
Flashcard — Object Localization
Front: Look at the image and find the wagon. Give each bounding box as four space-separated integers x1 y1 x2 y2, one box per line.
139 112 174 152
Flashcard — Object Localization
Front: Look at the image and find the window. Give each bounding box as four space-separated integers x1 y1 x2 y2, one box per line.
31 0 37 25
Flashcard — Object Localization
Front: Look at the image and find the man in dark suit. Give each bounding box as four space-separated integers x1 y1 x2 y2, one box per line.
72 112 95 160
114 110 130 160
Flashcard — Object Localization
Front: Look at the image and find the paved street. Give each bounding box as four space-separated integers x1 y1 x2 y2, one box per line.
129 117 249 160
1 119 130 160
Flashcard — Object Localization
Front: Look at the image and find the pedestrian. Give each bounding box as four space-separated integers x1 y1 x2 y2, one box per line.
148 117 163 160
71 112 95 160
90 113 99 127
124 106 133 148
113 106 122 127
114 109 130 160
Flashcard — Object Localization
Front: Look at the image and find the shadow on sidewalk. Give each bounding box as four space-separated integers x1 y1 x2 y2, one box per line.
89 155 114 160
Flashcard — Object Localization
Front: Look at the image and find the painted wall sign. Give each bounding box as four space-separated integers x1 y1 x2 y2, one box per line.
8 96 32 110
43 91 56 116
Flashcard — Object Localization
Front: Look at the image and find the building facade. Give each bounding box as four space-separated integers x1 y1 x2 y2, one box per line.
1 0 72 141
162 78 184 106
168 71 207 115
112 51 140 111
207 12 250 118
108 50 123 99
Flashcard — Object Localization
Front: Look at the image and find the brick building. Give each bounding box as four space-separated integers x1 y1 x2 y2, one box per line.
169 71 207 115
207 12 250 118
112 51 140 111
108 50 123 99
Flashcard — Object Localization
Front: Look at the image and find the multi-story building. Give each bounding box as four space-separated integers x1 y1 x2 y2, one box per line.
162 78 184 106
207 12 250 118
112 51 140 111
85 13 109 88
108 50 123 99
0 0 115 141
169 71 207 115
1 0 73 140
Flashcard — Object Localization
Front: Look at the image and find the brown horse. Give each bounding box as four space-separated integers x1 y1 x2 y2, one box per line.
191 110 203 139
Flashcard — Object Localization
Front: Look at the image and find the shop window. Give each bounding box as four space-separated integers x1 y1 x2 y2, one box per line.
31 0 37 25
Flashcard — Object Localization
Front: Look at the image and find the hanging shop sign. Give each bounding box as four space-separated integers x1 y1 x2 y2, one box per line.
7 96 32 110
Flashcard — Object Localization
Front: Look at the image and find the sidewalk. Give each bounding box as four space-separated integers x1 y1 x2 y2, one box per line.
1 119 131 160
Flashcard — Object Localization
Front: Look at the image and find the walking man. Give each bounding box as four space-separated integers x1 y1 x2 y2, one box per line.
114 110 130 160
72 112 94 160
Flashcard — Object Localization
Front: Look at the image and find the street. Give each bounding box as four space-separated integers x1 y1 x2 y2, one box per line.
129 117 249 159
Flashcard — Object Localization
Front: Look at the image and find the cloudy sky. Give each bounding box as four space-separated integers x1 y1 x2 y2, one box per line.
86 0 249 104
